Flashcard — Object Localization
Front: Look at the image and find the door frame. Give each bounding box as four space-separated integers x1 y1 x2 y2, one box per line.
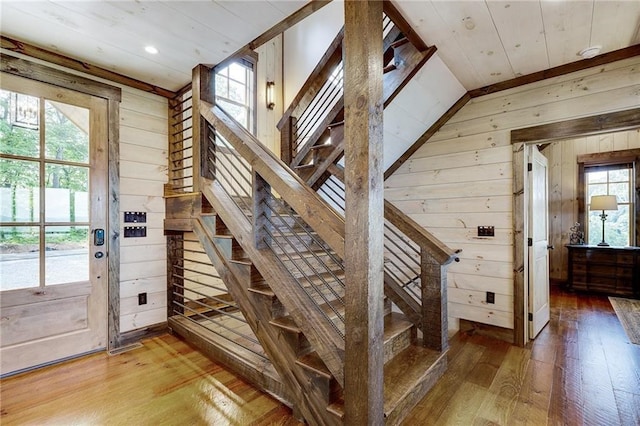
511 107 640 346
1 55 124 350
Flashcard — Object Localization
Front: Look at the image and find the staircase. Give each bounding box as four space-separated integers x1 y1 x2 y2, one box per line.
164 6 459 425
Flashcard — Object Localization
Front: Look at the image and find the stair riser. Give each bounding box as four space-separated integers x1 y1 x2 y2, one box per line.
385 354 447 426
384 326 415 364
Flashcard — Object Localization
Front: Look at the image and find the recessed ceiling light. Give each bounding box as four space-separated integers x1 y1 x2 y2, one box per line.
578 45 601 59
145 46 158 55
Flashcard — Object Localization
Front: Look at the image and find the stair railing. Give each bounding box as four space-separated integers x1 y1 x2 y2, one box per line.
277 14 397 170
200 102 352 352
277 29 344 166
167 85 194 194
318 167 459 351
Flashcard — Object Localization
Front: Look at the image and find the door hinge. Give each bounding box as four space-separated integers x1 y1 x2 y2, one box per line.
528 238 533 247
528 313 533 321
527 162 533 172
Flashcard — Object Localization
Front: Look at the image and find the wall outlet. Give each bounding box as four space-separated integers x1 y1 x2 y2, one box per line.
486 291 495 304
138 292 147 305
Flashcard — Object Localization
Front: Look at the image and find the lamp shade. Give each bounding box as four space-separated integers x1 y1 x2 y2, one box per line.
590 195 618 211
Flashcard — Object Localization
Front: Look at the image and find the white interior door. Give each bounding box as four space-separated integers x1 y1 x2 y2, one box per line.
0 73 108 375
528 146 551 339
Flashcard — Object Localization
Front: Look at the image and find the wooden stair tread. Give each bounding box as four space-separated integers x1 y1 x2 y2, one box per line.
309 143 334 151
295 351 331 379
229 257 252 266
294 163 315 170
383 345 445 416
383 312 413 341
269 316 301 333
327 345 445 420
248 283 276 298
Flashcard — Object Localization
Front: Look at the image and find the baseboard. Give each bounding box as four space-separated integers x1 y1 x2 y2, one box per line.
459 319 514 344
118 322 168 347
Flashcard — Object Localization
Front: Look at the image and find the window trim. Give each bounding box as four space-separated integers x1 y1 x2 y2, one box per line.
213 56 257 135
577 149 640 247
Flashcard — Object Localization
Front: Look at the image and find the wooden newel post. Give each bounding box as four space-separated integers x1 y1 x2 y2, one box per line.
253 171 273 250
421 250 448 352
344 1 385 424
167 234 184 317
280 116 297 165
192 64 214 190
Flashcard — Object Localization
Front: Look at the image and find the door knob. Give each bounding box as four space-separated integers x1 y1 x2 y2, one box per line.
547 245 555 250
95 251 104 259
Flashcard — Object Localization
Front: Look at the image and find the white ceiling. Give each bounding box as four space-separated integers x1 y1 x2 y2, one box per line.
1 1 639 93
0 0 307 91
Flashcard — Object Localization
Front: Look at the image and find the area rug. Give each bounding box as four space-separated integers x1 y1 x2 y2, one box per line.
609 297 640 345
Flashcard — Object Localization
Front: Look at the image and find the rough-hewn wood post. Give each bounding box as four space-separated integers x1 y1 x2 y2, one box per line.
421 250 448 351
280 116 296 165
167 234 184 317
192 64 214 191
343 1 385 424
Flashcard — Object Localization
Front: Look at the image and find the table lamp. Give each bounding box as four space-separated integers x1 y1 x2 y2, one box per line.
590 195 618 246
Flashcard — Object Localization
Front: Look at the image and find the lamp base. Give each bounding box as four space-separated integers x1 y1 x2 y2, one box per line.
597 241 610 247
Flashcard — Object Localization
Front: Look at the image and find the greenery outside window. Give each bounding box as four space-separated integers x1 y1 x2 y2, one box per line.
578 148 640 248
585 164 633 246
214 59 255 134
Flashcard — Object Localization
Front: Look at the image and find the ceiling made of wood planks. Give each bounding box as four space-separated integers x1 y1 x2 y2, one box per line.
1 1 639 93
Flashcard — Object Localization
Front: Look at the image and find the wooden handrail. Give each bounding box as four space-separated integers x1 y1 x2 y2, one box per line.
200 100 346 259
277 28 344 131
327 163 459 266
384 200 459 265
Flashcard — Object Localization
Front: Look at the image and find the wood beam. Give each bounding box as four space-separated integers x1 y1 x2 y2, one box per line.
343 1 385 424
383 0 429 52
191 64 214 192
249 0 332 50
469 44 640 98
1 36 176 99
511 107 640 144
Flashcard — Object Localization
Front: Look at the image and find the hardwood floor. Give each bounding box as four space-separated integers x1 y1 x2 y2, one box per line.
1 287 638 425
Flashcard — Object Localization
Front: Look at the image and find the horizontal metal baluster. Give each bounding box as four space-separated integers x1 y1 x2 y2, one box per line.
265 198 344 270
172 283 237 309
172 299 259 346
294 64 342 135
172 136 193 146
262 213 345 303
174 264 221 280
294 72 344 151
171 312 266 360
262 232 345 336
172 125 193 137
173 273 228 292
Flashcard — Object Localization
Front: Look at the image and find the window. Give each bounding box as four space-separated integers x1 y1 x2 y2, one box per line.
585 164 634 246
0 87 92 290
215 60 255 134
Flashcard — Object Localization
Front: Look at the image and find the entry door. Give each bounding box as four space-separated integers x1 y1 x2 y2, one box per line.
528 146 550 339
0 73 108 375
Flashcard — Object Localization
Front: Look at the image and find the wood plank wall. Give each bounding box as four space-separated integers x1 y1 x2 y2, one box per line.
385 56 640 332
119 88 169 332
255 34 283 156
543 128 640 283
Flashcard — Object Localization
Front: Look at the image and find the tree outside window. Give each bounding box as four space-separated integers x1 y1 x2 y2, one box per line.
586 165 633 246
215 61 254 134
